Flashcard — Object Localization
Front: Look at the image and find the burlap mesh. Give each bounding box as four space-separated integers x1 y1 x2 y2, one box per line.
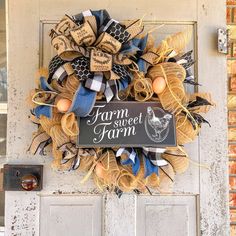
187 92 213 114
159 163 175 193
61 112 79 137
175 114 199 145
159 76 186 114
40 113 63 135
132 77 154 102
147 62 186 82
162 147 189 174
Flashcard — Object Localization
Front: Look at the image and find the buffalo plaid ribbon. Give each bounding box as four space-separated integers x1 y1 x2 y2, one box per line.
85 72 118 102
85 72 106 92
142 147 168 167
52 66 68 82
116 147 168 177
104 80 118 102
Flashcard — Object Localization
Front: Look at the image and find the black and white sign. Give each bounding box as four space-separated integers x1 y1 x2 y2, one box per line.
77 101 177 147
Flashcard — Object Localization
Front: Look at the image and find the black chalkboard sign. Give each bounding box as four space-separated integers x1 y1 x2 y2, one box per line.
77 101 176 147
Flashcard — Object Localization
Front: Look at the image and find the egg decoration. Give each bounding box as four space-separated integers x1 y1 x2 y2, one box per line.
95 162 106 179
152 76 166 94
56 98 72 112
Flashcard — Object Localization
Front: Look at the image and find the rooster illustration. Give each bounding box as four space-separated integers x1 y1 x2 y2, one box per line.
146 107 172 140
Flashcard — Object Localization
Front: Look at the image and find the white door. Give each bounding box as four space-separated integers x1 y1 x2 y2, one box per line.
5 0 228 235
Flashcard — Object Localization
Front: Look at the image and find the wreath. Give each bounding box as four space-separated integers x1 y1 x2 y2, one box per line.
28 9 213 195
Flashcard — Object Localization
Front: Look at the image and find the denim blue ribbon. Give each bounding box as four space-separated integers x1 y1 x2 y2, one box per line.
116 148 140 176
40 76 55 91
116 147 164 178
142 152 159 178
34 105 52 118
33 76 55 118
121 35 150 73
68 84 97 117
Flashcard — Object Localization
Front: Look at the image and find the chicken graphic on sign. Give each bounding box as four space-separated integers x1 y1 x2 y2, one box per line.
145 106 172 142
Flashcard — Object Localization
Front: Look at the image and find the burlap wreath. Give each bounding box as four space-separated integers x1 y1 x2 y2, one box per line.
28 9 213 195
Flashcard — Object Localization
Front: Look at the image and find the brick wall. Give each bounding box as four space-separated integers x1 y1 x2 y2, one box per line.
227 0 236 234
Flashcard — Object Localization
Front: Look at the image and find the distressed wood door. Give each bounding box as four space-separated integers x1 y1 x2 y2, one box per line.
6 0 228 235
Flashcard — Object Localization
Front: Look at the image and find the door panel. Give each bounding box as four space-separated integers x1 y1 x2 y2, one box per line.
40 196 102 236
137 195 198 236
39 0 197 22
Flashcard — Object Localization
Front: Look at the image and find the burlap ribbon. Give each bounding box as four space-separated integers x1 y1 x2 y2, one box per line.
45 11 149 117
50 11 143 69
48 10 162 106
28 131 51 155
45 10 179 120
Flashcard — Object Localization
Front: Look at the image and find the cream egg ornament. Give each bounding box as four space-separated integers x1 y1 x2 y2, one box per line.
95 163 106 179
56 98 72 113
152 76 167 94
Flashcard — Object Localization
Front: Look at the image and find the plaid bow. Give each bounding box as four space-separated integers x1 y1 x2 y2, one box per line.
84 72 119 102
142 147 168 167
85 72 106 92
116 147 166 177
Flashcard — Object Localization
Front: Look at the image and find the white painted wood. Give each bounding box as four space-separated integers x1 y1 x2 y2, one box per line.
5 192 40 236
5 0 228 235
40 195 102 236
197 1 230 235
137 195 198 236
104 194 136 236
39 0 197 22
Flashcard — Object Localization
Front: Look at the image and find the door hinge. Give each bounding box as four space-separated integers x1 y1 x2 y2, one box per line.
218 28 228 54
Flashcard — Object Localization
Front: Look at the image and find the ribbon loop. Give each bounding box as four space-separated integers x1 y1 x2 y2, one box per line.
85 72 106 92
58 143 81 170
143 155 159 178
52 15 78 37
28 131 51 155
70 21 96 46
68 84 96 117
103 20 130 44
116 148 140 176
90 49 113 72
95 32 122 54
51 35 82 61
142 147 168 167
124 19 144 41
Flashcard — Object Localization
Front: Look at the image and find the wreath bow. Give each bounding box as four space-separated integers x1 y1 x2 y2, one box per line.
45 9 162 117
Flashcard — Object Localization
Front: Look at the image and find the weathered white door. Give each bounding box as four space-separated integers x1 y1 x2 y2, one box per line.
6 0 228 235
